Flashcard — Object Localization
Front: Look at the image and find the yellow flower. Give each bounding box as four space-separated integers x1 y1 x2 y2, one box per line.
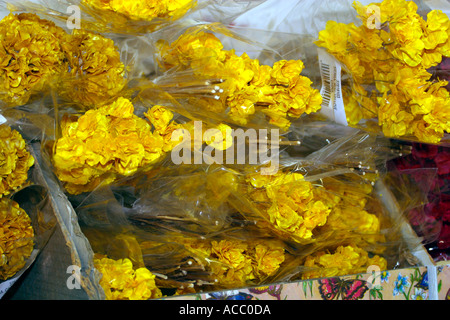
316 0 450 143
316 21 357 55
59 29 126 108
252 240 285 277
94 255 162 300
0 124 35 197
301 245 387 280
52 97 177 194
158 30 321 130
0 198 34 280
207 238 285 288
210 239 254 288
246 172 332 243
145 105 174 132
426 10 450 32
82 0 194 23
203 123 233 151
0 13 67 107
271 60 304 86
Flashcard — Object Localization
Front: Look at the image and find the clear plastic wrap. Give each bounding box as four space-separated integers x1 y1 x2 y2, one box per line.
0 9 138 111
4 0 198 35
146 21 323 131
0 0 444 300
387 141 450 262
0 117 56 298
3 0 267 35
238 0 450 145
53 123 434 297
313 0 450 144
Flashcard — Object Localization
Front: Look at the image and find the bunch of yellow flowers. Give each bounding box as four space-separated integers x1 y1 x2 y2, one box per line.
301 244 387 280
317 176 385 249
81 0 195 28
238 168 387 251
0 198 34 280
59 29 126 108
157 30 322 130
0 13 67 107
0 13 126 109
0 124 35 197
94 254 162 300
52 97 184 194
316 0 450 143
177 237 286 289
243 172 336 243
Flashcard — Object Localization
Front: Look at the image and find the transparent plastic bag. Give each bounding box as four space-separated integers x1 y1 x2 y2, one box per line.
63 125 431 297
235 0 450 145
3 0 267 35
147 21 323 131
0 118 56 298
387 141 450 262
312 0 449 144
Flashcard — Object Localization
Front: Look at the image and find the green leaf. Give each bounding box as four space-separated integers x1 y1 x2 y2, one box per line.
377 290 383 300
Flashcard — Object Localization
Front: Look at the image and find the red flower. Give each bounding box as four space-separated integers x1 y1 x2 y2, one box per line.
435 150 450 175
438 224 450 250
412 143 439 160
439 200 450 224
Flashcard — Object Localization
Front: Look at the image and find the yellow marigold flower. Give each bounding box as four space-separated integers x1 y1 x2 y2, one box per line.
211 239 251 271
203 123 233 151
145 105 174 132
210 239 254 288
0 198 34 280
246 171 304 189
52 97 176 194
0 124 35 197
249 62 272 87
325 207 381 240
208 238 285 288
301 245 387 280
343 90 364 126
94 255 162 300
252 240 285 278
271 60 304 86
426 9 450 33
316 21 357 55
0 13 67 107
247 172 332 242
59 29 126 108
227 96 256 126
177 237 212 259
165 235 285 289
156 31 224 70
411 119 443 144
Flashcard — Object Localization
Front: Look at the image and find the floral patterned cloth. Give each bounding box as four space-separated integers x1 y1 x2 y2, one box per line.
166 264 450 300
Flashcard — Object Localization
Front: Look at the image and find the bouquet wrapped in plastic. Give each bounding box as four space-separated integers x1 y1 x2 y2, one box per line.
314 0 450 144
150 23 323 131
0 11 129 110
0 0 441 301
64 122 426 298
0 118 56 297
4 0 198 35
